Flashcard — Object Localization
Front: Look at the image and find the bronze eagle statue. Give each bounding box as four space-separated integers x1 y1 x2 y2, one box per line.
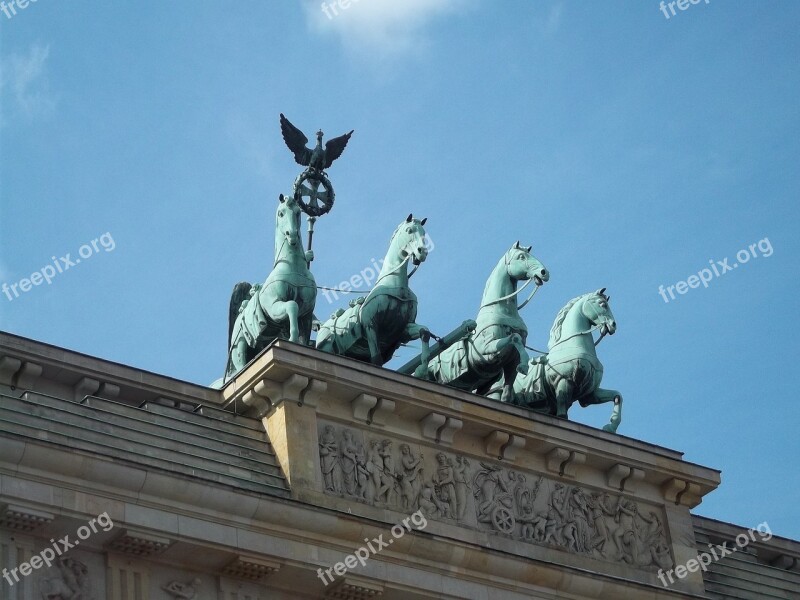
279 113 354 172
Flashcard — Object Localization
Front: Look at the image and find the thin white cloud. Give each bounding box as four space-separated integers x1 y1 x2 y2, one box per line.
530 2 563 38
225 111 281 184
545 3 563 35
303 0 470 60
0 43 56 123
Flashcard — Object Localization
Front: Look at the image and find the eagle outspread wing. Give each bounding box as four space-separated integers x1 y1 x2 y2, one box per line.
324 130 354 169
279 113 312 166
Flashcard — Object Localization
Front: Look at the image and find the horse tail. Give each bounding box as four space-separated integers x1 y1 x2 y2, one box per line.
228 282 252 342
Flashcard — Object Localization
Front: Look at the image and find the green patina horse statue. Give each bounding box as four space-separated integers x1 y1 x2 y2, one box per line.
224 194 316 380
513 289 622 432
316 214 432 371
424 243 549 403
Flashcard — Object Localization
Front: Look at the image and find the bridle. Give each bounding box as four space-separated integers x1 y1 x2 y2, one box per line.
480 253 544 310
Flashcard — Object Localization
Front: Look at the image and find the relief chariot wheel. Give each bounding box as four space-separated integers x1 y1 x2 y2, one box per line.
293 169 335 217
491 505 516 534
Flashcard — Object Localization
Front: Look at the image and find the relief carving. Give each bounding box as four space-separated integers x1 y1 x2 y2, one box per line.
398 443 424 511
471 463 674 571
317 424 471 523
40 557 93 600
320 424 343 494
162 578 202 599
317 422 673 572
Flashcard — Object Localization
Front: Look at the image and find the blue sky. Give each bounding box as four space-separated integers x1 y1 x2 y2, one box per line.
1 1 798 539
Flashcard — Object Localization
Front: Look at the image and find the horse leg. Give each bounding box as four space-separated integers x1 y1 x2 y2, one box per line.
298 312 314 346
579 387 622 408
268 300 300 342
499 360 517 404
230 336 249 374
578 388 623 432
499 335 528 403
364 320 382 366
554 378 574 419
511 335 530 376
404 323 431 378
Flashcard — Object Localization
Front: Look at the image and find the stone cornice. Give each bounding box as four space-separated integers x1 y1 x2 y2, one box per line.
0 435 706 599
0 330 220 406
222 341 721 504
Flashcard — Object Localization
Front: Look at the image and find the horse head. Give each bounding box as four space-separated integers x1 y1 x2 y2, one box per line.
505 241 550 286
276 193 302 252
582 288 617 336
393 214 429 266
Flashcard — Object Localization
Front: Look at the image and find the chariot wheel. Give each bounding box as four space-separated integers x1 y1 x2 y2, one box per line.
294 170 334 217
491 505 516 534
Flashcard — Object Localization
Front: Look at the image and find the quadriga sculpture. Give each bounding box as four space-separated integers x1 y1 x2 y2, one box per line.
513 289 622 431
316 215 432 372
424 243 549 403
224 193 316 380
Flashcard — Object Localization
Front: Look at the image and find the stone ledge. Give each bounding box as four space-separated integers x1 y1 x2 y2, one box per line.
0 331 222 407
223 342 720 506
0 467 708 600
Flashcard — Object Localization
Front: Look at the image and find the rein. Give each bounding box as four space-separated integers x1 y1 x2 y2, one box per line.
374 253 411 286
323 239 421 294
272 231 305 269
480 278 534 309
525 324 607 356
479 253 543 310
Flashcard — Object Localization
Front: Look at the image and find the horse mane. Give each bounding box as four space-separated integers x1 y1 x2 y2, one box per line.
549 293 592 348
480 249 514 304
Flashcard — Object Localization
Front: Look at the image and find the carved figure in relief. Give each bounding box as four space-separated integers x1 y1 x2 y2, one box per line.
319 425 342 493
40 557 93 600
474 463 514 533
432 453 457 519
418 483 444 518
651 539 674 571
375 440 399 505
162 578 202 600
399 444 424 511
452 456 471 521
569 487 594 553
639 510 665 544
365 439 383 502
511 472 533 519
511 472 537 541
613 498 638 562
544 483 577 551
629 510 671 569
355 441 369 499
587 491 617 555
340 429 359 496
